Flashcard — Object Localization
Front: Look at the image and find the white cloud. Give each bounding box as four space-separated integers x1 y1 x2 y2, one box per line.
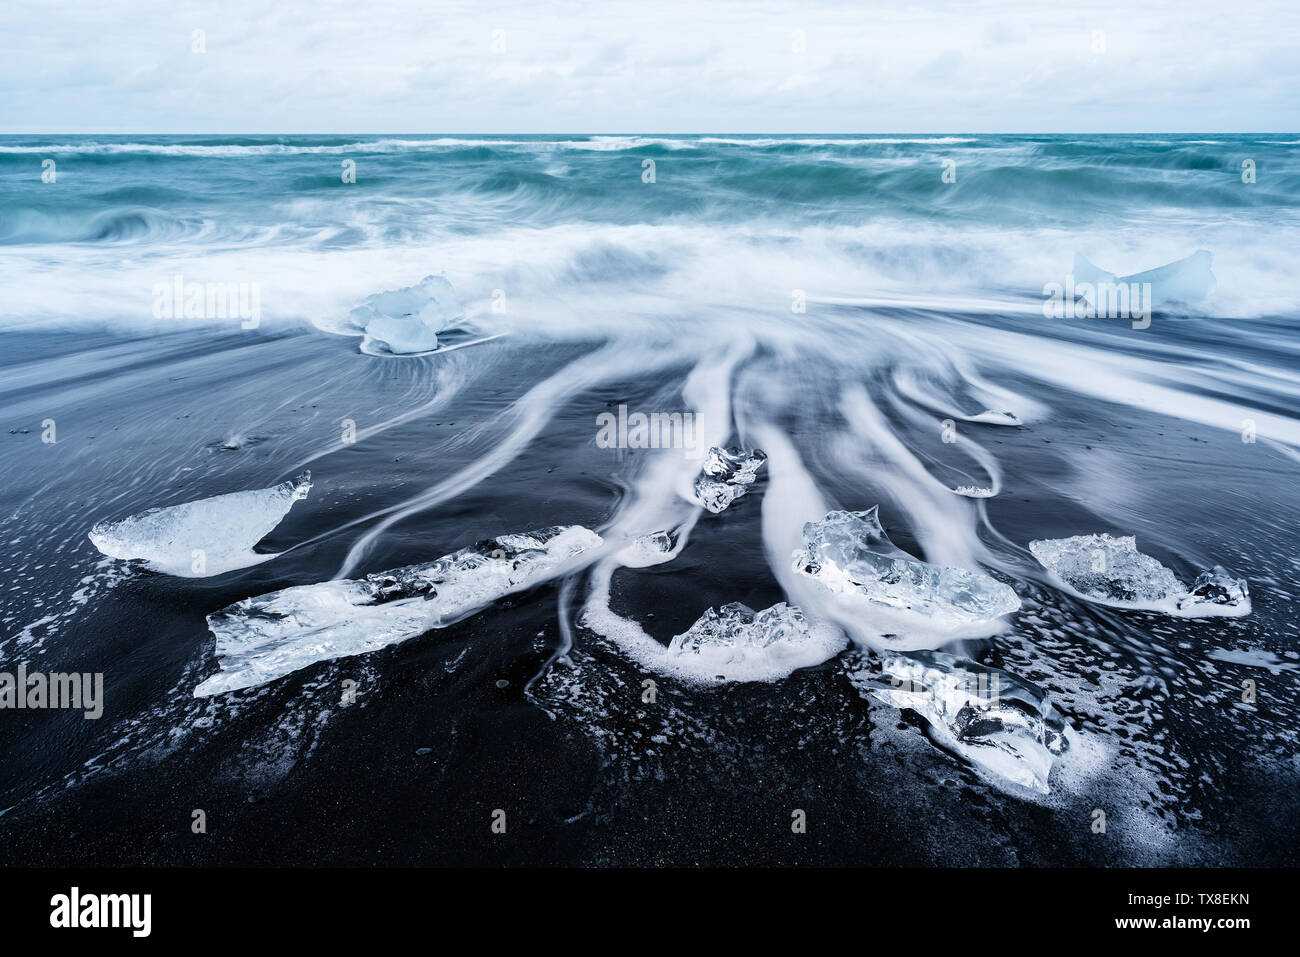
1 0 1296 132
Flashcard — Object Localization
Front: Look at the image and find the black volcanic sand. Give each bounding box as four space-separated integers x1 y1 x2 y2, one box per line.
1 326 1298 866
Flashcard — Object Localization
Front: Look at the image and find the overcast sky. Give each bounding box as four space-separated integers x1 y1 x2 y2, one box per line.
3 0 1297 133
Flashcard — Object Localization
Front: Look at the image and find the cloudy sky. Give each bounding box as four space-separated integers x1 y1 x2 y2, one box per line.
3 0 1297 133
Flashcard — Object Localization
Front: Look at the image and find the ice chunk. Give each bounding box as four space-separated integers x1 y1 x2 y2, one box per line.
194 524 601 696
88 472 312 577
793 507 1020 624
1028 534 1250 618
616 529 678 568
847 649 1070 793
967 410 1021 426
1180 566 1250 613
1073 250 1215 306
351 275 463 355
363 315 441 354
692 445 767 513
667 601 846 682
952 485 994 498
1029 534 1180 603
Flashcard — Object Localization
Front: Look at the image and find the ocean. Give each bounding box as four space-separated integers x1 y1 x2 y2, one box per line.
1 134 1298 865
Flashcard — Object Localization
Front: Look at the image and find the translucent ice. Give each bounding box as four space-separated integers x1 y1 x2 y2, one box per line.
793 507 1021 624
616 530 678 568
847 649 1070 793
952 485 994 498
666 601 846 683
692 446 768 513
195 524 602 696
1073 250 1215 305
968 410 1021 426
1028 534 1250 618
88 472 312 577
351 274 462 355
1181 566 1250 614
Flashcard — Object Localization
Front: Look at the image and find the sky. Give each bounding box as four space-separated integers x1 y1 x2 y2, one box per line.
2 0 1297 133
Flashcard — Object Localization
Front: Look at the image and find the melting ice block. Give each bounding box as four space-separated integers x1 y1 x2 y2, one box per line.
616 530 678 568
667 601 846 682
1028 533 1250 618
793 507 1020 624
952 485 995 498
692 446 768 513
88 473 312 577
351 275 463 355
1072 250 1216 306
847 649 1070 793
968 410 1021 426
195 524 602 696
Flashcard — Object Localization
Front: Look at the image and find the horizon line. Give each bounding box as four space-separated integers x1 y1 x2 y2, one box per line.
1 130 1297 137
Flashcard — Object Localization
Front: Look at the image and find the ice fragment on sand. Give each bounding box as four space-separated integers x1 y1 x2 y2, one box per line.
692 446 767 513
195 524 601 695
351 274 462 355
793 507 1020 624
967 410 1021 426
847 649 1070 793
617 530 678 567
667 601 845 682
88 472 312 577
1028 533 1249 618
1181 566 1250 614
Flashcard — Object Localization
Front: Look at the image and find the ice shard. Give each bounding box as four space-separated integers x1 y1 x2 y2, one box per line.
1028 533 1250 618
616 529 678 568
88 472 312 577
1072 250 1216 306
846 649 1070 793
667 601 846 683
967 410 1021 426
1181 566 1250 614
194 524 602 696
692 445 767 513
351 274 463 355
793 507 1020 624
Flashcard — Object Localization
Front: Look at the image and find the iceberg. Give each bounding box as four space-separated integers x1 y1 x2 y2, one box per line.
351 275 462 355
847 649 1070 793
952 485 994 498
1028 533 1250 618
88 472 312 577
793 507 1021 624
692 445 768 513
195 524 602 696
667 601 846 683
1073 250 1215 306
